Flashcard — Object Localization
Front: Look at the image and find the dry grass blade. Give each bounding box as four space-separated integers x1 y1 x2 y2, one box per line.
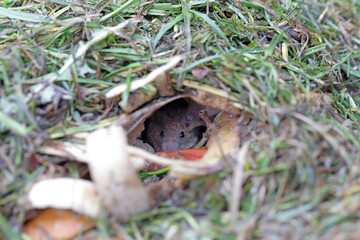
230 141 250 231
0 0 359 239
106 55 184 98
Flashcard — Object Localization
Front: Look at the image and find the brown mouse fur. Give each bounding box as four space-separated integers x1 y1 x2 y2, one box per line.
143 99 206 152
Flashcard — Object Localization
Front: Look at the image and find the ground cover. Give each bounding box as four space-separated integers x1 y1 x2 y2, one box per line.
0 0 360 239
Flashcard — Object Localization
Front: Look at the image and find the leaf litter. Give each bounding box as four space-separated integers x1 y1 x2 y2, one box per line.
0 0 360 239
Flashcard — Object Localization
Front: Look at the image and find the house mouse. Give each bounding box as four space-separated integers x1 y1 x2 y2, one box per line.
143 100 206 152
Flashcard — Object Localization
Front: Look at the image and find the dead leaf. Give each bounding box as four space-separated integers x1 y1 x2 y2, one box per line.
119 84 157 113
203 112 241 161
118 94 187 134
28 178 101 218
23 208 95 240
191 67 209 79
125 112 241 180
182 82 242 115
106 55 183 98
146 148 208 171
38 141 87 162
86 125 155 222
170 111 240 179
127 121 155 153
154 71 175 96
156 148 208 161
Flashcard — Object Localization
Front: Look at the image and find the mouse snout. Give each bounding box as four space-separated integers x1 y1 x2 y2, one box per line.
161 141 179 152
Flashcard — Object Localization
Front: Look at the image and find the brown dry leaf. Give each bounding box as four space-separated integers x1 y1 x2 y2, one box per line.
298 91 333 106
204 112 241 160
118 94 187 134
191 67 209 79
119 84 157 113
23 208 95 240
118 89 241 179
119 86 240 150
127 121 155 153
118 79 241 135
169 111 240 179
154 71 175 96
183 82 242 115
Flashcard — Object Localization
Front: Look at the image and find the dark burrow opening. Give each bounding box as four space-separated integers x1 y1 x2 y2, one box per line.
142 98 209 152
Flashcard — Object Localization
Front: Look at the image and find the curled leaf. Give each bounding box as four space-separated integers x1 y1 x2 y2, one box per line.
28 178 101 218
86 125 155 222
170 112 240 179
23 208 95 240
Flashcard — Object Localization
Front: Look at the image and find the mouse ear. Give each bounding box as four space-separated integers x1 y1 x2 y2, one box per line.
180 105 204 130
182 118 206 131
150 109 164 122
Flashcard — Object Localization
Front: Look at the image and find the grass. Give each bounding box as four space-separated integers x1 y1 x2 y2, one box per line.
1 0 360 239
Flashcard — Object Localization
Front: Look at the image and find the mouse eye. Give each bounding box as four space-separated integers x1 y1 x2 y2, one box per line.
160 131 165 137
179 131 185 138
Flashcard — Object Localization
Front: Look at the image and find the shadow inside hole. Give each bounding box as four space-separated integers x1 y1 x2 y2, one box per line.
142 98 209 152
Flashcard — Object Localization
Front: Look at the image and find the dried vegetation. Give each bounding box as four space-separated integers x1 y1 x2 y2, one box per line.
0 0 360 239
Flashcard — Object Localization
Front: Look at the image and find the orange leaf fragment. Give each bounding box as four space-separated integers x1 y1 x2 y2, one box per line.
147 148 208 171
156 148 208 161
23 208 95 240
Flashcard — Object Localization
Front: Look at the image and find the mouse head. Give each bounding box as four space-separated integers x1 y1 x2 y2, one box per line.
144 99 208 152
160 120 205 152
145 110 206 152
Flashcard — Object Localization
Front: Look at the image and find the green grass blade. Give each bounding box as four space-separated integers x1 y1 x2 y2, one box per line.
181 55 223 72
0 7 53 22
303 43 327 57
265 33 283 58
0 111 29 136
152 13 184 49
190 10 231 46
0 212 21 240
99 0 139 23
